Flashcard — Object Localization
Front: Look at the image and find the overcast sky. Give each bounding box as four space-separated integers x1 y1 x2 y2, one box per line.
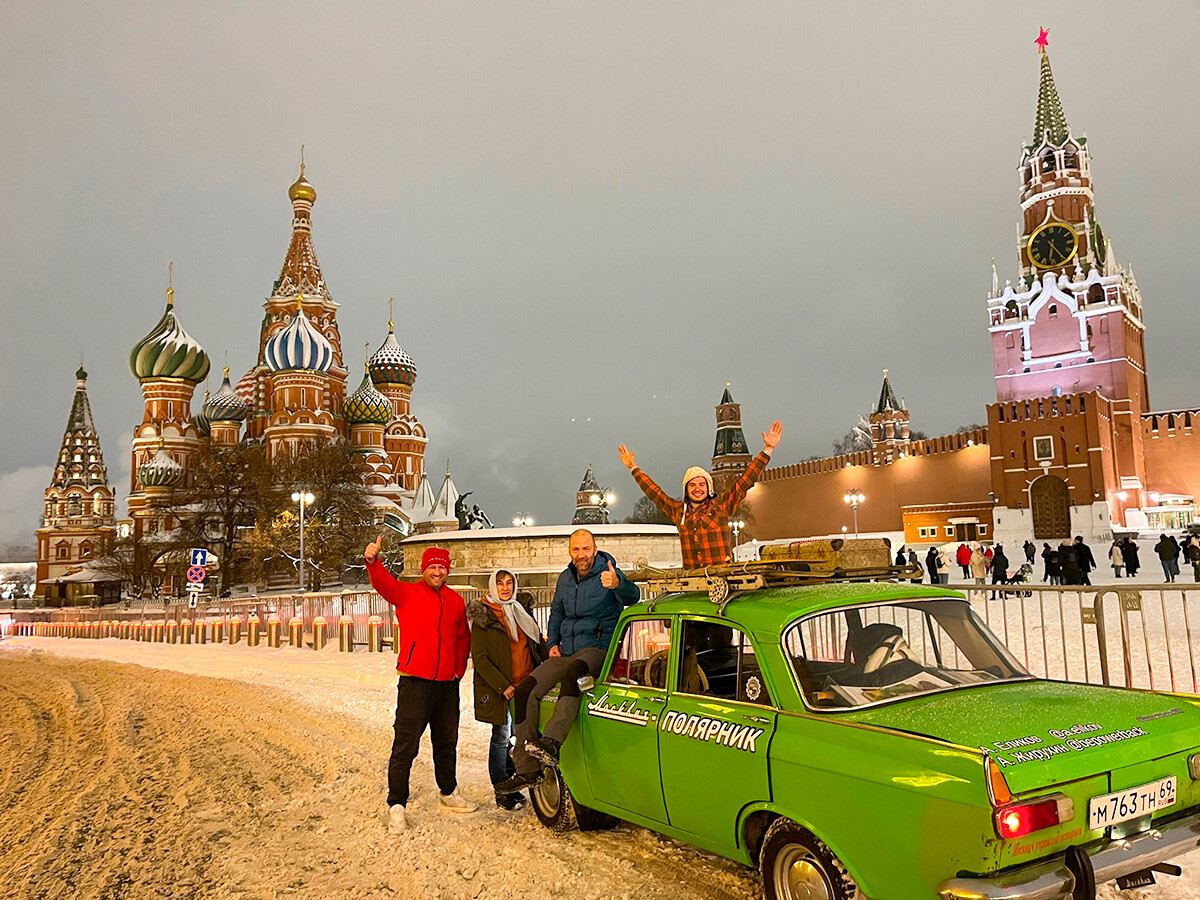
1 2 1197 550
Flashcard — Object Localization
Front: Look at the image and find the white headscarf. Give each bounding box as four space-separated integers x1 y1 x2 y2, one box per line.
486 569 541 643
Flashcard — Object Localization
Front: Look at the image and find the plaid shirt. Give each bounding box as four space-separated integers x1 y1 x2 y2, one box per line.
631 450 771 569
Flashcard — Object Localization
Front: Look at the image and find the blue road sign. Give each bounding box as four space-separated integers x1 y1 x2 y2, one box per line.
190 548 209 567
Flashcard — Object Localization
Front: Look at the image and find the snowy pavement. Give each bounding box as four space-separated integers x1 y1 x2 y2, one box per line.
1 635 1198 898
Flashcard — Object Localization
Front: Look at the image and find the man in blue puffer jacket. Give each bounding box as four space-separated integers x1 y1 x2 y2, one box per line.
499 529 640 790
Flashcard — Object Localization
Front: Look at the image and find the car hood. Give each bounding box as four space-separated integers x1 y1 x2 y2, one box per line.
844 680 1200 794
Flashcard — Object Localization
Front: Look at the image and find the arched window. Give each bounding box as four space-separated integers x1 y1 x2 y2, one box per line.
1006 333 1016 349
1048 304 1058 318
1041 151 1056 173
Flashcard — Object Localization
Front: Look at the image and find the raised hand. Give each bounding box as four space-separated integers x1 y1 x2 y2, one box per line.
617 444 636 470
762 420 783 452
364 533 383 564
600 560 619 589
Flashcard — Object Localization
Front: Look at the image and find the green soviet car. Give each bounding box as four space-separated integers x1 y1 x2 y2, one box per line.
528 582 1200 899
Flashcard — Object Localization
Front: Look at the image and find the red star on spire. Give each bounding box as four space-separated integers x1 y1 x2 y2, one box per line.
1035 27 1050 50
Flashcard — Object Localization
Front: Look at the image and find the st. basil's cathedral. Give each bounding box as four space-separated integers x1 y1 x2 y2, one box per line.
37 165 435 598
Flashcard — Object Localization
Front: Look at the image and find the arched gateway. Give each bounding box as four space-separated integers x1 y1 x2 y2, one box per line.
1030 475 1071 539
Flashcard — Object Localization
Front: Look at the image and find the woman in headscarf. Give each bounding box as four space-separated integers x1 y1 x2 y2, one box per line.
467 569 546 810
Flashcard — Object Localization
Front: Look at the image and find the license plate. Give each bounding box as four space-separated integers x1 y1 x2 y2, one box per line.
1088 777 1176 831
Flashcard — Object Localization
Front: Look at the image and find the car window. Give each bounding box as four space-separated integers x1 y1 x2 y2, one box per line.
677 620 773 706
606 618 672 689
784 599 1029 709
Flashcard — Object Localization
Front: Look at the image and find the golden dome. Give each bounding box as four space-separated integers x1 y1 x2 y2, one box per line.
288 163 316 203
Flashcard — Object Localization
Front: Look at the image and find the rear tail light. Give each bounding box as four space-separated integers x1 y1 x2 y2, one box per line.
995 795 1075 840
986 756 1012 806
1188 753 1200 781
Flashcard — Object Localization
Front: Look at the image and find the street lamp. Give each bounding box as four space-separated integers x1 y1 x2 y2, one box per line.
731 519 746 546
512 514 534 527
589 491 617 524
291 490 314 592
843 490 865 538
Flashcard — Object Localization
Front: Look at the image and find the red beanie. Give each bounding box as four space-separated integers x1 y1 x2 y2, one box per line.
421 547 451 571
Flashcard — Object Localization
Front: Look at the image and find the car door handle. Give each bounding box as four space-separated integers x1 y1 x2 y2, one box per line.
744 714 771 724
643 694 666 704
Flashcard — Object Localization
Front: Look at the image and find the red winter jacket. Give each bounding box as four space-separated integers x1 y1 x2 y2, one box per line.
367 558 470 681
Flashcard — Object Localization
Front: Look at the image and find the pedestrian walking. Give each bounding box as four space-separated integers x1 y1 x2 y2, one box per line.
1109 541 1124 578
956 543 972 579
970 544 987 584
466 569 546 810
1073 536 1096 586
1188 540 1200 582
989 544 1009 600
1155 534 1181 582
1121 538 1141 577
1041 543 1060 584
907 549 922 584
925 546 940 585
1059 540 1082 586
1023 540 1036 566
364 536 476 833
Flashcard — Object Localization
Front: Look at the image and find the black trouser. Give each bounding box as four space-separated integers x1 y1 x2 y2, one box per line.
388 676 459 807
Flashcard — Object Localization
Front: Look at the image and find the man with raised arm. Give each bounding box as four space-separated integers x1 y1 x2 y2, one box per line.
497 528 639 791
364 534 476 833
618 420 782 569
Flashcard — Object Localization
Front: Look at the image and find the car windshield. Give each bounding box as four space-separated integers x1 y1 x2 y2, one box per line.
784 598 1031 709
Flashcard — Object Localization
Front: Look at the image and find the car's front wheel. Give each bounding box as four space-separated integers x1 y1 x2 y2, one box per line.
530 766 620 833
530 766 577 832
759 818 862 900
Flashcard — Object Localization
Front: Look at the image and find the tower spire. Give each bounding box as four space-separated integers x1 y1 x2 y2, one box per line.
1032 32 1070 145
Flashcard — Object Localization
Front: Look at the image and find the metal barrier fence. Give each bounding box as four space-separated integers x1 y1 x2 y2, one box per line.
12 582 1196 693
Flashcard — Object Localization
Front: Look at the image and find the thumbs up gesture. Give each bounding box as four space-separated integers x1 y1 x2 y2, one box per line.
364 533 383 564
600 560 619 589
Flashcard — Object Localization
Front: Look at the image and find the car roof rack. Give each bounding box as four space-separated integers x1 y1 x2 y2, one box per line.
627 538 920 614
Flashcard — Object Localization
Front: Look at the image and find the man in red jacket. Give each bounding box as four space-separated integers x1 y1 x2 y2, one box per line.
365 535 475 832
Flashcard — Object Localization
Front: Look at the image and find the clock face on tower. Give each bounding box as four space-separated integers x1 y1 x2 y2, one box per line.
1028 222 1078 269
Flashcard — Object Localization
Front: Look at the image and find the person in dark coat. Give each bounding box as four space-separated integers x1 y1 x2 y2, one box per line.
467 569 546 809
1121 538 1140 576
1155 534 1180 582
1073 536 1096 586
924 547 940 585
989 544 1009 600
1058 540 1082 585
1023 540 1036 565
895 547 906 567
1187 540 1200 582
1041 543 1060 584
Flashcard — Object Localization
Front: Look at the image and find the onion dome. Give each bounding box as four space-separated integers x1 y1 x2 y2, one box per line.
264 297 334 373
203 367 250 422
138 442 184 488
288 163 317 203
368 320 417 386
235 367 256 405
344 367 393 426
194 389 212 437
129 288 211 383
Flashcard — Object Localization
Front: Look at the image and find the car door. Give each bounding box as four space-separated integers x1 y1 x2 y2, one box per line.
580 616 671 824
659 618 777 844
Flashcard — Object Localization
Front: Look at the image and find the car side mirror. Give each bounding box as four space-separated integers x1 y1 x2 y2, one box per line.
577 675 595 693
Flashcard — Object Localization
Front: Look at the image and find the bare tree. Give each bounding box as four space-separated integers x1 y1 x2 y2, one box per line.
624 495 674 525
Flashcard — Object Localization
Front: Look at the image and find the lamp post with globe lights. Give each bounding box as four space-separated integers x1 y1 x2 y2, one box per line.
589 490 617 524
512 514 534 528
291 490 314 591
731 518 746 546
843 490 865 538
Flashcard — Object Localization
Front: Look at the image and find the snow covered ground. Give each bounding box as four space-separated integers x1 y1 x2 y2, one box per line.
2 632 1198 898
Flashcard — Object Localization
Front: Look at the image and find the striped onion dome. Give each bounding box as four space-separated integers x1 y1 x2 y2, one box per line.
264 299 333 373
368 321 417 386
138 444 184 488
235 367 256 405
129 289 211 383
203 368 250 422
194 389 212 436
344 368 393 426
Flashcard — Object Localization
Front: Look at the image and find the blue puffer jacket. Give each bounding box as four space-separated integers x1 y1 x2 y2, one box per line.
547 550 640 655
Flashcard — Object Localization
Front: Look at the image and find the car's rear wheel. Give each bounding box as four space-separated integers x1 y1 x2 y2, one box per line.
529 766 620 833
760 818 862 900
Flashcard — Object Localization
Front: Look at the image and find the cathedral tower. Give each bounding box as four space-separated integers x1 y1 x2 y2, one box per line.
986 33 1149 541
868 370 911 465
36 366 117 598
245 164 349 444
369 310 427 493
